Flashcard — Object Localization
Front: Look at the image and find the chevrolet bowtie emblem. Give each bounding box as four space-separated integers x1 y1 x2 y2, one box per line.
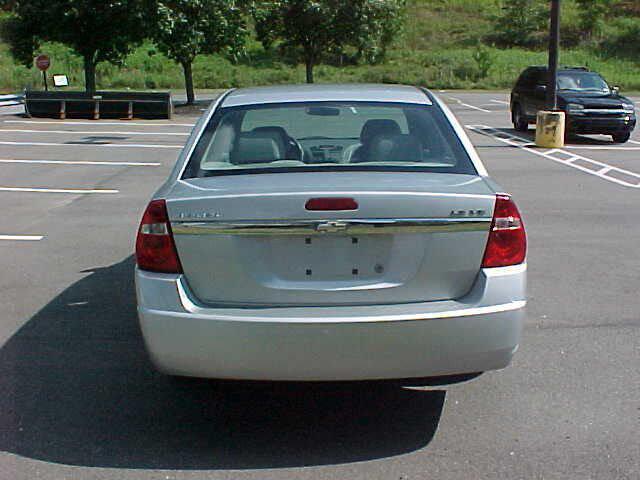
315 221 348 233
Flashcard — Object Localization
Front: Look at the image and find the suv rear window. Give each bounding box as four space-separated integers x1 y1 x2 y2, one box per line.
182 101 477 178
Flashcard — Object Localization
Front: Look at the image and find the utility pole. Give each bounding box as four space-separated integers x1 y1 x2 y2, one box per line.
547 0 561 110
536 0 565 148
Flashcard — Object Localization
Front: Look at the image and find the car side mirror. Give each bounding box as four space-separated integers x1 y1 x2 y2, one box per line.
611 85 620 95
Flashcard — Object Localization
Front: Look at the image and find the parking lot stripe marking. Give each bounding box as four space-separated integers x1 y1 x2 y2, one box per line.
0 158 161 166
0 140 182 149
0 186 119 194
0 235 43 241
449 97 492 113
490 99 509 105
628 140 640 145
466 124 640 188
0 128 189 136
563 145 640 151
4 119 195 127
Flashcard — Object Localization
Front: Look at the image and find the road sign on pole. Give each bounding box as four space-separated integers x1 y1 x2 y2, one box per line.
35 54 50 92
35 54 50 71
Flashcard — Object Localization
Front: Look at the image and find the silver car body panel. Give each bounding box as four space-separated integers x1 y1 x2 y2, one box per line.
136 84 526 380
136 264 525 380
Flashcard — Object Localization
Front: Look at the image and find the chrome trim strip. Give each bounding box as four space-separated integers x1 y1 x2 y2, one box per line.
174 277 525 323
581 109 626 115
172 217 491 236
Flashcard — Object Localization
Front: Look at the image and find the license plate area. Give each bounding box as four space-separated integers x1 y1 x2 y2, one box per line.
270 235 392 281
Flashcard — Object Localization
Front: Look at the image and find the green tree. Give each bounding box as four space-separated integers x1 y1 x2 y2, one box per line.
489 0 546 48
1 0 149 93
152 0 246 105
252 0 405 84
575 0 612 40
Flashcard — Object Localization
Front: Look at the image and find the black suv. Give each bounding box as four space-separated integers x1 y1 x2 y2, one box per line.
510 66 636 143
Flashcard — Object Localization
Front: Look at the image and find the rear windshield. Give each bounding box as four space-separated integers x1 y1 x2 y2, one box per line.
182 101 477 178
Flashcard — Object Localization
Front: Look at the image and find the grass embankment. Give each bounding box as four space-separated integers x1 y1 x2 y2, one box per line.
1 0 639 93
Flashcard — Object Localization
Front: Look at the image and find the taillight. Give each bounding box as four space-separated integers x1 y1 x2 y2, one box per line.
305 197 358 211
135 199 182 273
482 194 527 268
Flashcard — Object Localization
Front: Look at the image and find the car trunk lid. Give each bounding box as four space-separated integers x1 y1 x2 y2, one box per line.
167 172 496 306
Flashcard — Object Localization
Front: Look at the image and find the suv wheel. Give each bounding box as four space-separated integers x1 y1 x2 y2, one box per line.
612 132 631 143
512 104 528 132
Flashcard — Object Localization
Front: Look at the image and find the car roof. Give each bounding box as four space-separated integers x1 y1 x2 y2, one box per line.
524 66 592 73
220 83 433 107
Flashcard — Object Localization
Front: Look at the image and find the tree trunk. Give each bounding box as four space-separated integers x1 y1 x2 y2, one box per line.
305 57 314 84
182 61 195 105
83 55 97 94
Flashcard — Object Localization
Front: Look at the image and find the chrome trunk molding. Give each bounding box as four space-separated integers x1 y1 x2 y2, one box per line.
172 217 491 236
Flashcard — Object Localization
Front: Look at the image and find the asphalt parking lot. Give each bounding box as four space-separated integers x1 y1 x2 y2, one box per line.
1 92 638 480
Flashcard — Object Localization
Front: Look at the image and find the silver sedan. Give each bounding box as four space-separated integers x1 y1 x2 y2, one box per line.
135 84 526 381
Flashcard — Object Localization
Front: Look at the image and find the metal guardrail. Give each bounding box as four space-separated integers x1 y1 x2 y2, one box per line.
24 91 172 120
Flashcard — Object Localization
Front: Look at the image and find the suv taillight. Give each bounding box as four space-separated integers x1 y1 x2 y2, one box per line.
482 194 527 268
135 199 182 273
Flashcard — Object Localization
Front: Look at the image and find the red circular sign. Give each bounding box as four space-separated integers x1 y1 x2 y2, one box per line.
35 54 50 71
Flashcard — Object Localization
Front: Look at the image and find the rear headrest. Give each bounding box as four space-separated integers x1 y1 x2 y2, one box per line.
360 119 401 144
233 137 280 165
368 134 423 163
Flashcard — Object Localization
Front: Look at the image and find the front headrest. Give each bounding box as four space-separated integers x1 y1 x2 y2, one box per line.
233 137 280 164
360 119 401 144
251 126 290 139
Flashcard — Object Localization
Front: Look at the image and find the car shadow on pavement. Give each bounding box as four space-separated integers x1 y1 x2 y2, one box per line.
0 256 446 470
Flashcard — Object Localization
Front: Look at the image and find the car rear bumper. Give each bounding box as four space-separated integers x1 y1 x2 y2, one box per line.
567 115 636 134
135 264 526 381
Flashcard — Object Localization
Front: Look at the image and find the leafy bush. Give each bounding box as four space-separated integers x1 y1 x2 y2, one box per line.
601 17 640 59
486 0 547 48
472 44 495 80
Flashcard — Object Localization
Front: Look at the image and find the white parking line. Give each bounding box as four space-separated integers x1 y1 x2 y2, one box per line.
0 186 119 194
0 140 182 149
563 145 640 151
0 235 43 241
491 99 509 105
0 158 160 166
628 140 640 145
4 119 195 127
449 97 491 113
466 124 640 188
0 128 189 136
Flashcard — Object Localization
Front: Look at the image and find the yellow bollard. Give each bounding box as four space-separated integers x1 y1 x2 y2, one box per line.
535 111 565 148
